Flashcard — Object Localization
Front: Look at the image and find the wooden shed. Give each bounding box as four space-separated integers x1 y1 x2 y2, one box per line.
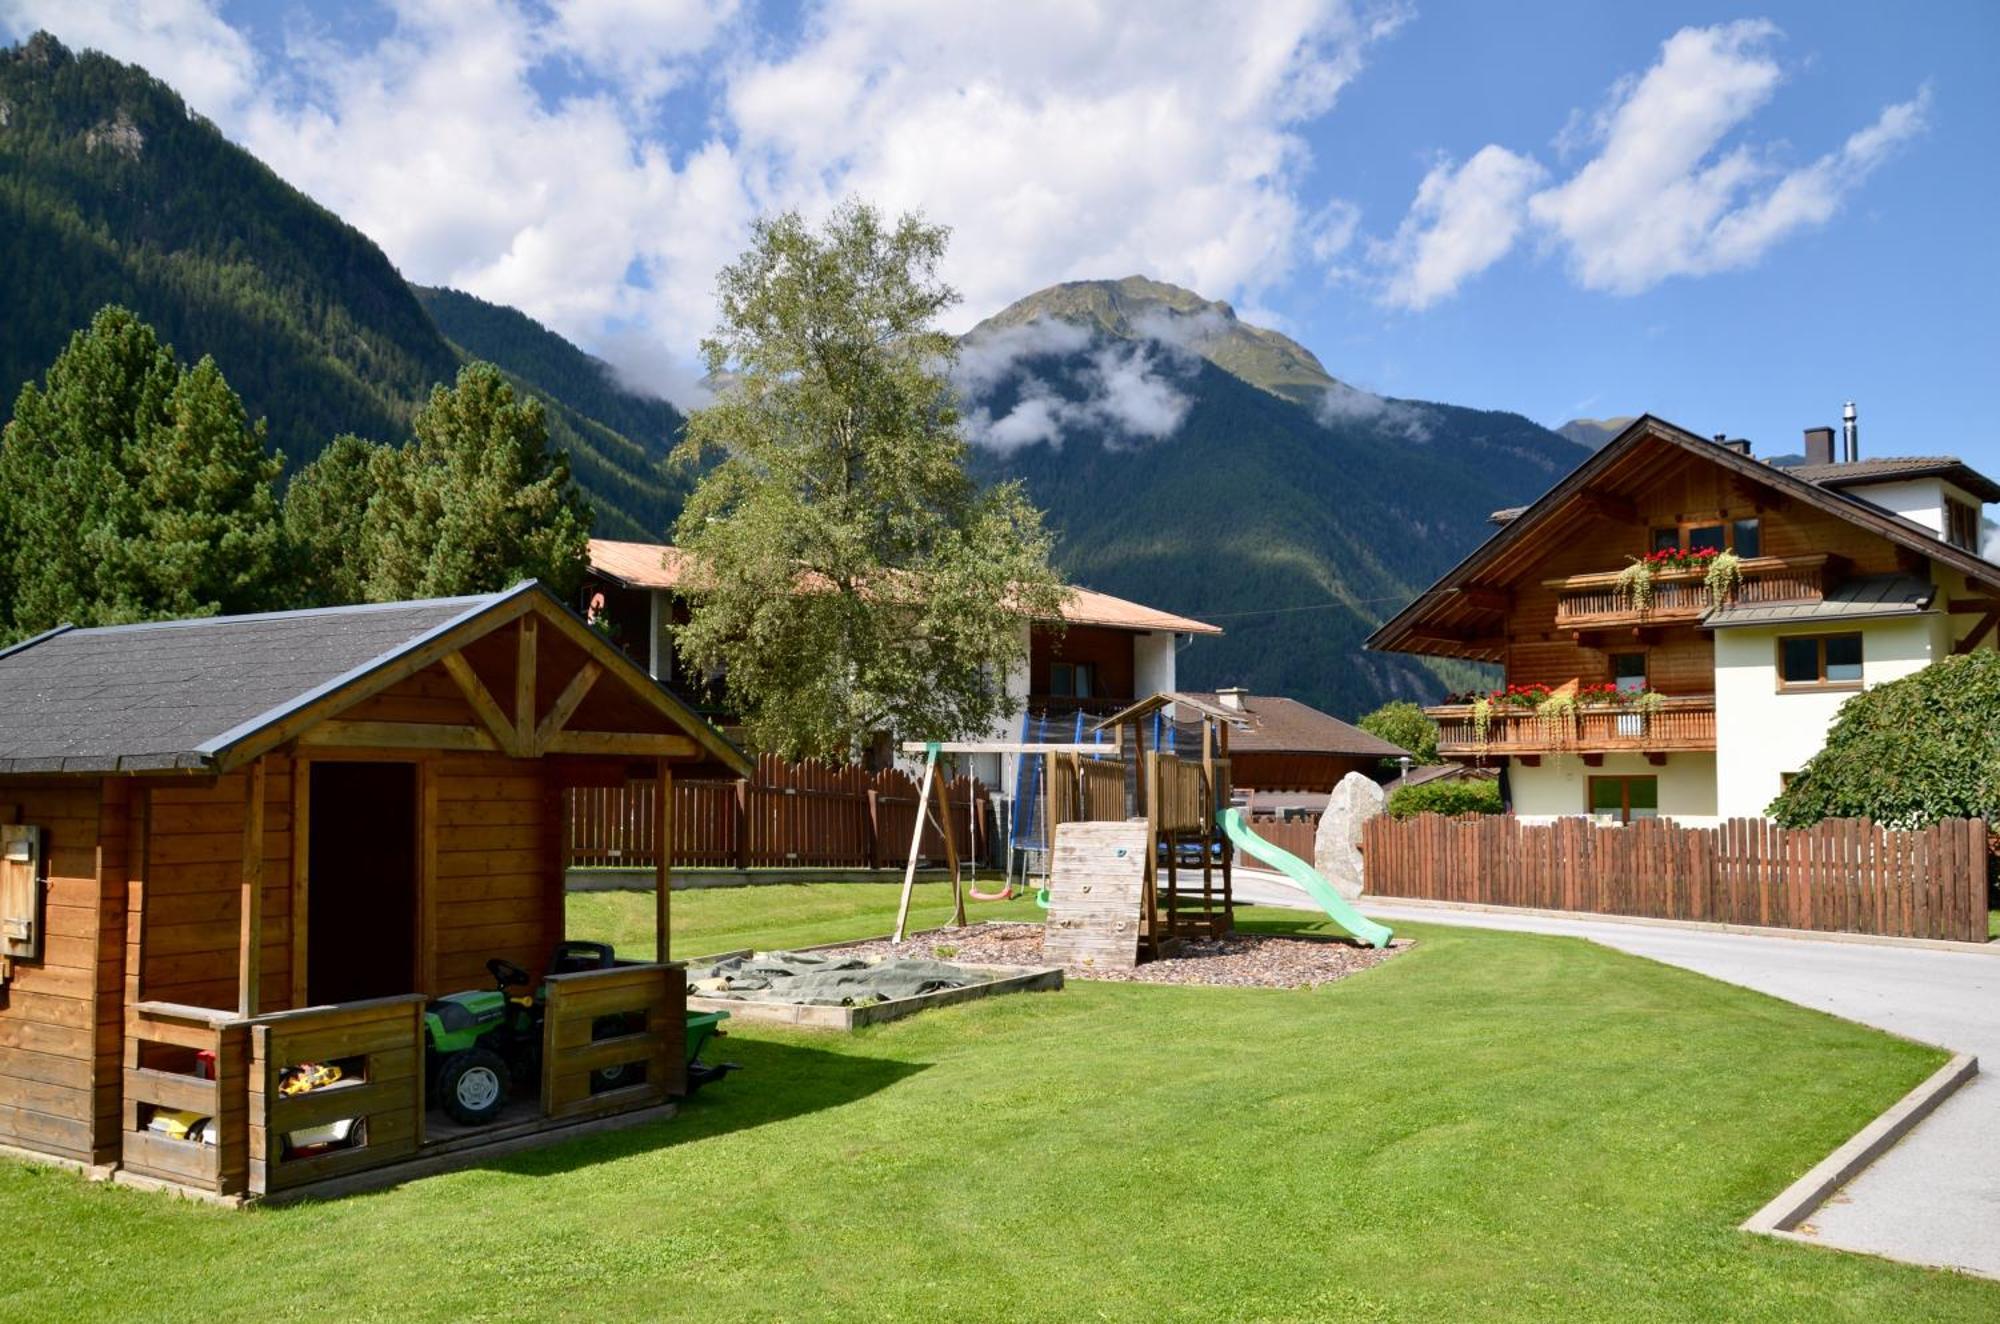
0 581 749 1202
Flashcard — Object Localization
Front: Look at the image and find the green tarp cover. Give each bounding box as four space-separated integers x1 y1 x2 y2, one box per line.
687 951 982 1006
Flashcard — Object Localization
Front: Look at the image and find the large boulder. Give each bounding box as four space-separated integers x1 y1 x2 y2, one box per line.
1314 772 1385 900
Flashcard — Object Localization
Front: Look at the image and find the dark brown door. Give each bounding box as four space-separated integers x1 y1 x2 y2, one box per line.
306 762 418 1005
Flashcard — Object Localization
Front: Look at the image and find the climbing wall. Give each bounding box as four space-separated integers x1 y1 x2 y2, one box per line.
1041 821 1149 971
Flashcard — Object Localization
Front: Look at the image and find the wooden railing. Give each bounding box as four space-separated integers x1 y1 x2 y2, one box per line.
1427 696 1716 756
247 994 425 1195
1363 814 1991 942
541 963 684 1121
123 1002 250 1196
1549 554 1829 629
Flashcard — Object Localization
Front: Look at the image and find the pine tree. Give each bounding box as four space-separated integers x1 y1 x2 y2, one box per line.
0 305 283 638
359 362 592 601
282 433 389 606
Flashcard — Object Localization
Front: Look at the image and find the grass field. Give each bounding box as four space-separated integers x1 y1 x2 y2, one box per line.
2 883 1993 1322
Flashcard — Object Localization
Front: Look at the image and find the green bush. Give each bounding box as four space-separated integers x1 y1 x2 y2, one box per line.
1768 651 2000 828
1358 700 1438 767
1387 777 1503 819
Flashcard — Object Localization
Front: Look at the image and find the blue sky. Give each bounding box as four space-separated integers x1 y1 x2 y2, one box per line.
6 2 1994 467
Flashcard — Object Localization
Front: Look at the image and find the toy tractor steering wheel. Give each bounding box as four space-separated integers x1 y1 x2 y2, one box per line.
487 957 531 989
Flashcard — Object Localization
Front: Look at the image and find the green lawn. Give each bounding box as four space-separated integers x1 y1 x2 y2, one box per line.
2 884 1994 1322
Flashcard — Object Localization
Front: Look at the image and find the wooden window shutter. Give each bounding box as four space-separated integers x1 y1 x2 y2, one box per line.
0 823 41 980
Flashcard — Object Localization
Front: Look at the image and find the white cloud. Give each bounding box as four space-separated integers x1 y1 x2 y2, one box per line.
1368 20 1930 306
954 318 1192 453
1527 21 1926 293
1 0 1405 405
1373 145 1545 310
1313 380 1433 441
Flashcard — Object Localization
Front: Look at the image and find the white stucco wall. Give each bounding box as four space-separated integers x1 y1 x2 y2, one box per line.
1712 612 1941 818
1508 753 1718 826
1134 630 1178 697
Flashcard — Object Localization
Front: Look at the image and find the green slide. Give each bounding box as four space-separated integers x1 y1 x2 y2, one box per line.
1218 808 1394 949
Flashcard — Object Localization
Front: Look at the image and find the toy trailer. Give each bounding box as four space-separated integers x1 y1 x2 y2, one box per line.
0 581 749 1203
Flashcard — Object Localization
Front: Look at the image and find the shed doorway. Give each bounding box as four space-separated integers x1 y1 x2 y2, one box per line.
306 761 419 1005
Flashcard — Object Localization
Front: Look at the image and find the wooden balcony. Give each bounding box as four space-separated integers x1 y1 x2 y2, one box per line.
1548 554 1829 631
1427 695 1717 758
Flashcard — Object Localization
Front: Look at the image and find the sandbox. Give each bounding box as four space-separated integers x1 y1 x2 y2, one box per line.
684 942 1064 1031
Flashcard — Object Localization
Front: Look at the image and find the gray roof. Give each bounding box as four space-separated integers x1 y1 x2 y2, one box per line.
0 592 505 772
1704 573 1937 631
1784 455 2000 502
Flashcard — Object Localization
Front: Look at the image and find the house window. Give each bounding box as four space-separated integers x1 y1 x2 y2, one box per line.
1610 652 1648 693
1947 499 1980 552
1050 662 1095 698
1686 524 1726 553
1651 527 1679 554
1589 775 1659 825
1732 518 1762 558
1778 633 1863 689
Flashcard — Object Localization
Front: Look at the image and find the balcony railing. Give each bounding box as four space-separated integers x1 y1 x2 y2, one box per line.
1548 554 1829 630
1427 695 1717 757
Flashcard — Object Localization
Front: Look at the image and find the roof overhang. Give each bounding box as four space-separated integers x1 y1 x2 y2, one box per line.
1366 415 2000 662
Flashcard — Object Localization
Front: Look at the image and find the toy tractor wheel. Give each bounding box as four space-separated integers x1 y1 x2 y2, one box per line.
438 1048 510 1125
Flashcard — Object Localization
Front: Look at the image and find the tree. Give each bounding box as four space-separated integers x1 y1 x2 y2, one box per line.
360 362 592 601
282 434 389 606
1768 651 2000 828
672 202 1064 760
0 305 283 638
1358 700 1439 767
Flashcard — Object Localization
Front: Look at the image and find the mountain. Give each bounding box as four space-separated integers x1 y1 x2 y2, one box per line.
0 33 675 539
1557 416 1636 450
960 280 1585 717
979 275 1342 404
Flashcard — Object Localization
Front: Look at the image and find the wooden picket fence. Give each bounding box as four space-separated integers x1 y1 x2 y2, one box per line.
566 753 987 871
1361 813 1991 943
1244 817 1317 864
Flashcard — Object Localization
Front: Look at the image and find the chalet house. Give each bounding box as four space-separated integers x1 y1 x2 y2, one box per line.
581 538 1223 742
1368 414 2000 825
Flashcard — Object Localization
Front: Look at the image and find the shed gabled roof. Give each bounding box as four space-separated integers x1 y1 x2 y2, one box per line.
1367 415 2000 662
1177 693 1409 758
586 537 1222 636
0 582 750 776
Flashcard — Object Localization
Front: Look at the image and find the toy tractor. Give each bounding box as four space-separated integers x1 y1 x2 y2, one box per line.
423 941 733 1126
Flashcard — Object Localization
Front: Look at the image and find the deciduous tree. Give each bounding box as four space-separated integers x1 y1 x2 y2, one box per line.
672 203 1063 759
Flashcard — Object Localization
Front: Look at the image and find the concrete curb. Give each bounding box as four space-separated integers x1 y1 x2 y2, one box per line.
1358 895 2000 956
1741 1052 1979 1236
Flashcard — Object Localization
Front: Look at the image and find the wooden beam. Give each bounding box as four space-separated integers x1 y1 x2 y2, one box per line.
514 615 539 754
1580 753 1604 768
442 651 522 756
1954 611 2000 655
1572 490 1637 524
297 720 501 752
544 731 699 758
654 761 672 963
1645 752 1668 766
1455 585 1512 614
1947 596 2000 614
290 757 309 1010
533 661 603 756
1515 755 1541 767
238 759 266 1018
419 760 438 996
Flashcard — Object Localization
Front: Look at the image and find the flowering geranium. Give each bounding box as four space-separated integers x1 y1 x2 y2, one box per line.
1642 545 1721 573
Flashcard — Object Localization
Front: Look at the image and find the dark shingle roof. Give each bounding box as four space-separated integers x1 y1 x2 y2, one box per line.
1178 692 1409 758
1785 456 2000 502
0 592 504 772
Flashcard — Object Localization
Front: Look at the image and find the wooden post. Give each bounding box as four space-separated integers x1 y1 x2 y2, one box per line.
934 768 964 927
733 779 750 870
892 750 936 943
238 758 267 1018
865 789 883 871
514 615 539 754
655 759 673 963
290 757 310 1009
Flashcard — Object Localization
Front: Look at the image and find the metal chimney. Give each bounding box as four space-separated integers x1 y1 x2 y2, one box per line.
1842 401 1859 463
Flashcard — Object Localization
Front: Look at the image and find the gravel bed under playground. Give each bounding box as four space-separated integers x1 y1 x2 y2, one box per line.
821 922 1410 989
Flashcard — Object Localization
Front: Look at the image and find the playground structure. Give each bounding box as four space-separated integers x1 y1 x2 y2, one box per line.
894 693 1243 960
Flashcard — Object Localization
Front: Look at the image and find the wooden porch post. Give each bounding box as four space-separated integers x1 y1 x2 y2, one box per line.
238 758 267 1018
654 758 673 963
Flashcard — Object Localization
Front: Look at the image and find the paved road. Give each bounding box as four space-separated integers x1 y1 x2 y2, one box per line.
1236 868 2000 1279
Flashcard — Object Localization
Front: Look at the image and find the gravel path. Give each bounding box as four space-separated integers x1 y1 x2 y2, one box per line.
820 922 1410 989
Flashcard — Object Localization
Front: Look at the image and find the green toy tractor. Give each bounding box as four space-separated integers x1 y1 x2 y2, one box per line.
423 941 733 1126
